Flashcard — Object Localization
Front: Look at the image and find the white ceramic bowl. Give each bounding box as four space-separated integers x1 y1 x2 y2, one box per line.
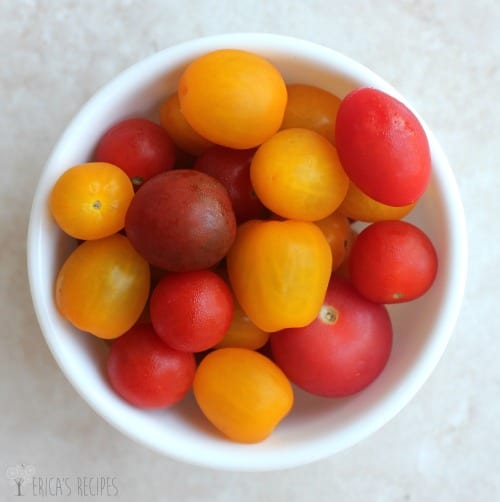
27 33 467 471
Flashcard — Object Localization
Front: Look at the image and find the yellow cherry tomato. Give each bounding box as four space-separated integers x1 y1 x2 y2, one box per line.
280 83 341 144
250 128 349 221
338 182 416 222
313 212 352 271
193 347 293 443
159 93 213 156
215 301 270 350
178 49 287 149
49 162 134 240
226 219 332 332
55 234 150 339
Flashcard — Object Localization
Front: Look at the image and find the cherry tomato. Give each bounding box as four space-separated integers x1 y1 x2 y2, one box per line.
94 118 176 187
193 347 293 443
349 220 438 303
313 212 352 271
150 270 234 352
124 169 236 272
335 87 431 206
226 219 332 332
159 93 213 156
280 83 341 144
193 145 268 223
49 162 134 240
178 49 287 149
215 301 270 350
107 323 196 409
250 128 349 221
270 277 393 397
55 234 151 339
338 181 416 222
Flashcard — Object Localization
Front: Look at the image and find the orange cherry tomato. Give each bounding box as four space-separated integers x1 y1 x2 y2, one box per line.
226 219 332 332
215 301 270 350
334 228 359 280
250 128 349 221
338 182 416 222
159 93 213 156
178 49 287 149
280 83 341 144
55 234 150 339
49 162 134 240
193 347 293 443
313 212 352 271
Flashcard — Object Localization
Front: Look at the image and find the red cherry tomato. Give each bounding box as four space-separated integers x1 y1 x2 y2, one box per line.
349 220 438 303
270 277 393 397
94 118 176 187
150 270 234 352
335 88 431 206
193 145 268 223
107 323 196 409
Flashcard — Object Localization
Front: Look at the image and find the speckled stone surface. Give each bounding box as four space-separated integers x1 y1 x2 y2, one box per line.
1 1 498 500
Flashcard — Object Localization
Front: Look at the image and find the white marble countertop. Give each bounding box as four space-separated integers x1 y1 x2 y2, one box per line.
2 1 498 500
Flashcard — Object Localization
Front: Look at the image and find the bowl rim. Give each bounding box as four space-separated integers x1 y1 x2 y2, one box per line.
27 32 468 471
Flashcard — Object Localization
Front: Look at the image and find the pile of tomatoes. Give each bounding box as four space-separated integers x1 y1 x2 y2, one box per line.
50 49 438 444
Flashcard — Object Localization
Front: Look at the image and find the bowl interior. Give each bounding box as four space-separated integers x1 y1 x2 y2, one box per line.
27 33 467 471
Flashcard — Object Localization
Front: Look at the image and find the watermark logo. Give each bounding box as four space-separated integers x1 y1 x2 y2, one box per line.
5 464 36 496
5 464 119 497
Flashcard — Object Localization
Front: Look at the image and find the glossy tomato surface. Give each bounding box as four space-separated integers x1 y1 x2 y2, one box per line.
193 347 293 443
49 162 134 240
125 169 236 272
55 234 150 339
107 323 196 408
335 87 431 206
150 269 234 352
226 219 332 332
193 145 268 223
270 277 393 397
178 49 287 149
95 118 176 186
349 220 438 303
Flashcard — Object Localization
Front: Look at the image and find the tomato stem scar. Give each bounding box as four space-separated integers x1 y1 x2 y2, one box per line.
320 305 338 325
93 200 102 210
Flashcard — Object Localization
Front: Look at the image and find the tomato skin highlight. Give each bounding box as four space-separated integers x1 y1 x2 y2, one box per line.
55 234 151 339
349 220 438 303
335 87 431 206
107 323 196 409
270 277 393 397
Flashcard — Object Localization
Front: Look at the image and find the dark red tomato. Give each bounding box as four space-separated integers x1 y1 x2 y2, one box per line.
270 277 392 398
335 87 431 206
107 323 195 409
95 118 176 187
349 220 438 303
125 169 236 272
150 269 234 352
193 145 268 223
